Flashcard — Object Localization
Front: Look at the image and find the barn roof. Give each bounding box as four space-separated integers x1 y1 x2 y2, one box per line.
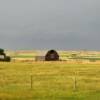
45 49 59 61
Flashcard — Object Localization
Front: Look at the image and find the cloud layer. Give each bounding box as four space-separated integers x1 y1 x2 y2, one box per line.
0 0 99 50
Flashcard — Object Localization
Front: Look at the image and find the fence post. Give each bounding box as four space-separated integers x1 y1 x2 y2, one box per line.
73 71 78 91
31 75 33 89
73 76 77 91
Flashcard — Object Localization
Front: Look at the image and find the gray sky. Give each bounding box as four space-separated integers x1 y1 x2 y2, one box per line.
0 0 99 50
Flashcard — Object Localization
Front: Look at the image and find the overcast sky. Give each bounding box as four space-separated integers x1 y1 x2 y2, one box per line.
0 0 99 50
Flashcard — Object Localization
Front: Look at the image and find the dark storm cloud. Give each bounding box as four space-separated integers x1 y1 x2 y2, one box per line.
0 0 99 50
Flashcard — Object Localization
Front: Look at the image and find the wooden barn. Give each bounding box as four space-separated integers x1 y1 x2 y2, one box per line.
35 56 45 61
45 50 59 61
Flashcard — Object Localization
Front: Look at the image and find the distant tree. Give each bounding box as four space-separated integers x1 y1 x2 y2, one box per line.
0 48 11 62
0 48 4 53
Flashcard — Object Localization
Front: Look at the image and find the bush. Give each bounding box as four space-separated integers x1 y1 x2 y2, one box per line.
4 56 11 62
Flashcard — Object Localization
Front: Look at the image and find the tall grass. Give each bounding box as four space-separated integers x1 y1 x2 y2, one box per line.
0 62 100 100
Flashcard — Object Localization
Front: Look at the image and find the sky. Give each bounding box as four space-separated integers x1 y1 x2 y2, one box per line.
0 0 99 50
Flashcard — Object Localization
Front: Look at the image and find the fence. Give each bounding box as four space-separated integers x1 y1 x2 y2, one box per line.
0 74 100 92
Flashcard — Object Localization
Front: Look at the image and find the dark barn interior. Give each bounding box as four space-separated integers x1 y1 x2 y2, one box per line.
45 50 59 61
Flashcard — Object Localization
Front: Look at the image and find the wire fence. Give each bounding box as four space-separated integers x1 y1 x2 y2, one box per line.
0 74 100 92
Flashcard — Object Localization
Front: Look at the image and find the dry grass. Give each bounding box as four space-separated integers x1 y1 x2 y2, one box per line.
0 62 100 100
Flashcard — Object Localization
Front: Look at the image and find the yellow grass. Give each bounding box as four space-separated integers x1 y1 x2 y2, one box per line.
0 62 100 100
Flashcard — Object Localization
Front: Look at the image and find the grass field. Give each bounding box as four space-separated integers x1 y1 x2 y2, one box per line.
0 62 100 100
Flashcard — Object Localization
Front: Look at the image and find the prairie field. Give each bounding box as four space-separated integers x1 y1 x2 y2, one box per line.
0 62 100 100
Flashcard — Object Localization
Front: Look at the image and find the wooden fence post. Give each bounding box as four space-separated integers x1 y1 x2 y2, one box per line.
73 71 78 91
31 75 33 89
73 76 77 91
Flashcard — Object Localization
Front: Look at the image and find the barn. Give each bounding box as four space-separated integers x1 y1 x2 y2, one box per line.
35 56 45 61
45 50 59 61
